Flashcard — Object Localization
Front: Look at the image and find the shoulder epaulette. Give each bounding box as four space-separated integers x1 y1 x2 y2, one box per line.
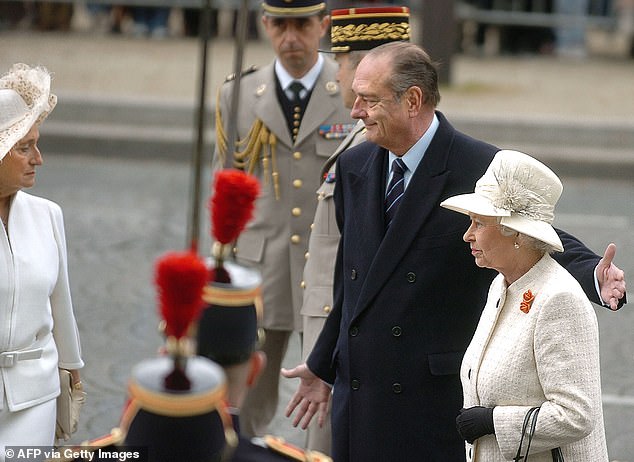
263 435 333 462
224 65 259 83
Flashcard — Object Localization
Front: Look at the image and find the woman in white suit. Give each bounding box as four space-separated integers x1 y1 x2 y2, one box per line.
0 64 83 452
441 150 609 461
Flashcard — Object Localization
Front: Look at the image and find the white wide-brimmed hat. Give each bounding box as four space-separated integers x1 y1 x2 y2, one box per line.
0 63 57 160
440 149 564 252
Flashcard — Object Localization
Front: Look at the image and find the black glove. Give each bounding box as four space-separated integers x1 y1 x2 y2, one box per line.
456 406 495 444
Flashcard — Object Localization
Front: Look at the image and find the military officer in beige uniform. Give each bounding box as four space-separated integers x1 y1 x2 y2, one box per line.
298 7 412 454
213 0 353 438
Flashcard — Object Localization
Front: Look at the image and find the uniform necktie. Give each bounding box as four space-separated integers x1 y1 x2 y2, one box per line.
288 81 304 102
384 158 407 228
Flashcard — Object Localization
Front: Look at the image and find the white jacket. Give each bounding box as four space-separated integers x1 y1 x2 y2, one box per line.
1 191 83 412
461 254 608 462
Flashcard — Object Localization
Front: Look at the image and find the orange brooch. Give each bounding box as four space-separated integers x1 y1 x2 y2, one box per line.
520 290 535 313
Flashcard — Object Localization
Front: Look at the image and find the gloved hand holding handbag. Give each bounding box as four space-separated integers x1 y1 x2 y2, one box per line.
456 406 495 444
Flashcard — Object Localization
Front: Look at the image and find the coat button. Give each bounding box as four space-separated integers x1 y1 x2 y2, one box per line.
293 179 303 188
392 383 402 394
350 326 359 337
292 207 301 217
293 151 302 160
300 280 306 289
351 269 357 280
351 379 360 390
304 251 310 260
291 234 301 244
323 305 331 314
391 326 402 337
406 272 416 283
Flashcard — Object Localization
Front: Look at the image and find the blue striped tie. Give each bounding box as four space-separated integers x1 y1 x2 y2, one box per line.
384 158 407 228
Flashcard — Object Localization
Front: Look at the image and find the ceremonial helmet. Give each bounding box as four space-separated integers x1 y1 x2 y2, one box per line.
119 251 236 461
197 169 263 366
121 356 231 462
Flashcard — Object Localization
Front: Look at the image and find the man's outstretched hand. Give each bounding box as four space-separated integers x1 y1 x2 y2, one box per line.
597 243 627 310
281 363 332 430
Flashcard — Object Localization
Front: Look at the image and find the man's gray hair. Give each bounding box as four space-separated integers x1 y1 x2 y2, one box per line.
365 42 441 107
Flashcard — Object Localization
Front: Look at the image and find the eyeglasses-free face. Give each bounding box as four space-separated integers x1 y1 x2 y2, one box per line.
1 125 43 196
463 214 516 272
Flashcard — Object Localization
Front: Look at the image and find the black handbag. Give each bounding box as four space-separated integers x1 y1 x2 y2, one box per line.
513 406 564 462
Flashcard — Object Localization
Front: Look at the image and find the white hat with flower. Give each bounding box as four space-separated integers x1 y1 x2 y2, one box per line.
440 149 564 252
0 63 57 160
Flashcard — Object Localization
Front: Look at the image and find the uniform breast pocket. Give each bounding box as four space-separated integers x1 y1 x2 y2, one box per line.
235 231 266 264
316 137 341 158
312 183 337 235
318 181 334 200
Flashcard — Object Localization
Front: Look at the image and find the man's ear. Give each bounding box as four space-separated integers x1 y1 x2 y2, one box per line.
246 350 267 387
320 14 331 37
407 86 423 117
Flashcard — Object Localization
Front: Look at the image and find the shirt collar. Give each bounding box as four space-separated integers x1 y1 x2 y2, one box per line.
275 54 324 92
388 113 440 182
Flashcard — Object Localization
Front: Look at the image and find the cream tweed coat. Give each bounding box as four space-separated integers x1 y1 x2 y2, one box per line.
460 254 608 461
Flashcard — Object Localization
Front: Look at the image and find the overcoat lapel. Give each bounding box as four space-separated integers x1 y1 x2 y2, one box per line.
347 145 387 283
351 116 455 320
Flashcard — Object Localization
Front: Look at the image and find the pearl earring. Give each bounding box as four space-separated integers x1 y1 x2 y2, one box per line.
514 242 520 249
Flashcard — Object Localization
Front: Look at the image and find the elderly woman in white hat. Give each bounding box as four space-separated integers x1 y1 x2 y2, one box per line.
0 64 83 450
441 150 609 461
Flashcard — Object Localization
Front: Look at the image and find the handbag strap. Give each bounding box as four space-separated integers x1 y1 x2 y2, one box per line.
551 447 565 462
513 406 540 461
514 406 565 461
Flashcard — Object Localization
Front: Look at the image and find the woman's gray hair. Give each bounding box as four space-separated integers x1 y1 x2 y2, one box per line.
365 41 441 107
500 224 557 255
